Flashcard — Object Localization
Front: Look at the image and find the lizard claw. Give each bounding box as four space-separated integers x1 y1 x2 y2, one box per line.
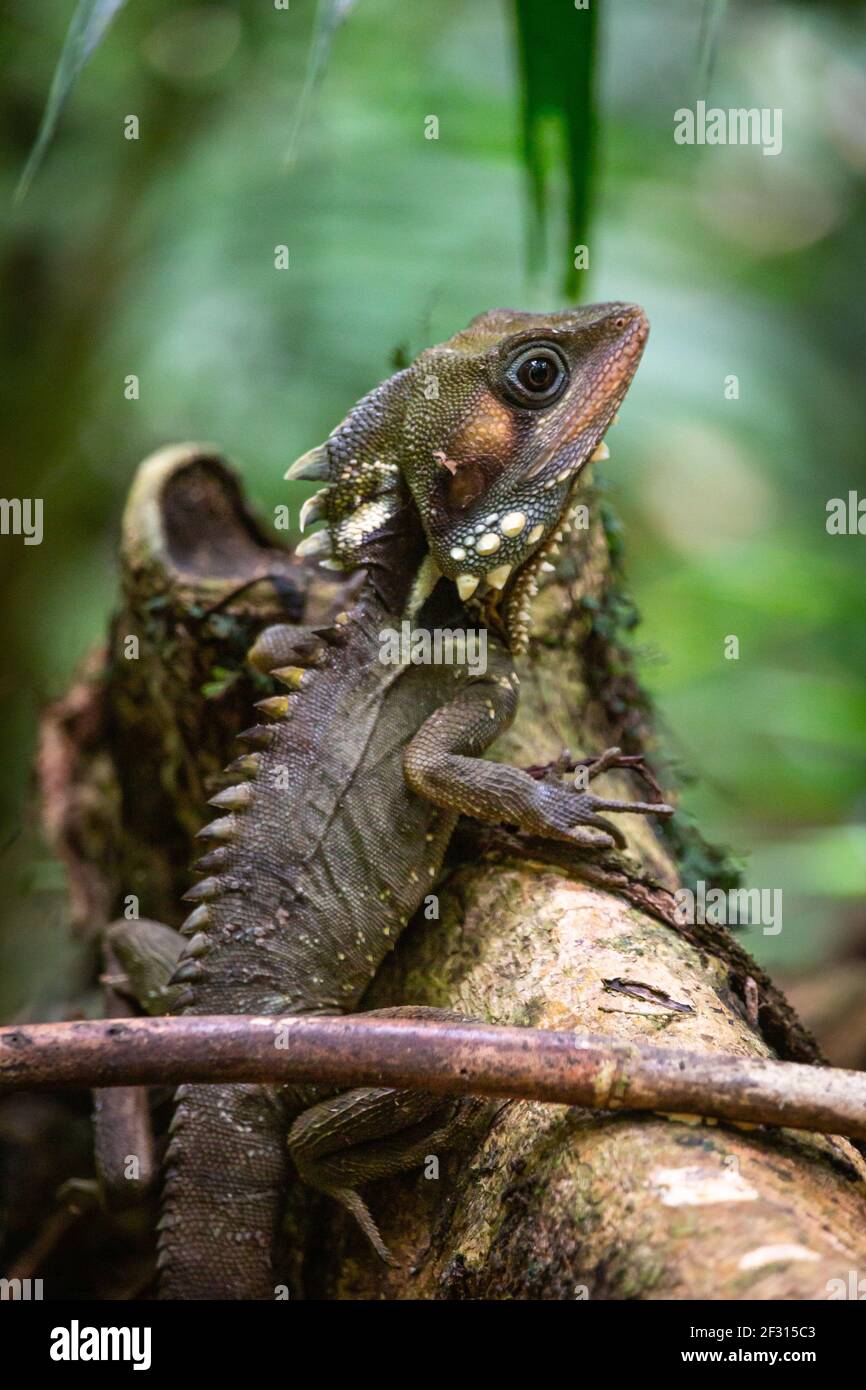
566 792 674 851
559 746 674 849
568 745 675 836
563 824 619 851
579 792 675 820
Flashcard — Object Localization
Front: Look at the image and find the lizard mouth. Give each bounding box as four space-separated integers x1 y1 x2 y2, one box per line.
442 419 613 612
465 405 619 650
472 437 611 651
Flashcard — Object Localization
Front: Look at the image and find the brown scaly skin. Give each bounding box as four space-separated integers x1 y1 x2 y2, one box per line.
125 304 673 1298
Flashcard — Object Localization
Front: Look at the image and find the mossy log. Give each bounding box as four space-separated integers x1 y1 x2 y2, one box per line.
37 446 866 1301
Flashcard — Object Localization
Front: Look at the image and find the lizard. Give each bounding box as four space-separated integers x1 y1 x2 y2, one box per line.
106 302 674 1299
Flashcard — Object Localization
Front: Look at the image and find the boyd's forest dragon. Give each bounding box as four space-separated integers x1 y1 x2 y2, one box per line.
103 303 676 1298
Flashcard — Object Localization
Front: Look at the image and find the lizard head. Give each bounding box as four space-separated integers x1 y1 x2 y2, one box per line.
400 302 649 644
287 302 648 648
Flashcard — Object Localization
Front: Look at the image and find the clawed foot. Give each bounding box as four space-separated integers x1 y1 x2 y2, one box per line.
528 745 674 850
571 745 674 848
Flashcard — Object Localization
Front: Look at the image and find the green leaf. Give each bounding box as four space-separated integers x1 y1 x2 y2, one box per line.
697 0 728 91
15 0 129 202
201 666 240 701
512 0 597 295
285 0 358 167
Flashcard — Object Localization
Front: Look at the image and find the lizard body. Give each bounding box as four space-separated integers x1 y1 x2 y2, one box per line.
119 304 671 1297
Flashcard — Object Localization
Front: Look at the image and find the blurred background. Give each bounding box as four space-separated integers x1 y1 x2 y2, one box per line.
1 0 864 1046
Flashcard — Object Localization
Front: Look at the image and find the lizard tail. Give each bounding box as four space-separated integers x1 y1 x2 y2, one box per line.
331 1187 398 1267
157 1081 289 1300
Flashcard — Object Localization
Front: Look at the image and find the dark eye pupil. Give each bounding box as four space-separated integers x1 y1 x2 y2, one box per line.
505 345 568 407
520 356 556 391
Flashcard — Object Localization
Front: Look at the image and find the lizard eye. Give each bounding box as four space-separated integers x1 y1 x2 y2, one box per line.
503 343 568 408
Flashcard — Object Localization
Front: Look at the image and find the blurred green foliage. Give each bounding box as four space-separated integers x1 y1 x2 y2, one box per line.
1 0 864 1016
513 0 597 290
14 0 129 201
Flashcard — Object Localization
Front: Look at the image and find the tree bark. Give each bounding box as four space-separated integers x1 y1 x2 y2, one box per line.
35 447 866 1301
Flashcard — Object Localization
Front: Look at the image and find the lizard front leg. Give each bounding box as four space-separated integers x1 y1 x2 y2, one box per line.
403 673 673 848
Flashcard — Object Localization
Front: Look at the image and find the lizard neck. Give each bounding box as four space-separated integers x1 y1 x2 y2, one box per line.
355 479 430 620
349 478 500 639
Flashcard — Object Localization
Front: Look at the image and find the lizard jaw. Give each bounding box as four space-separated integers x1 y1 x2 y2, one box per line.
466 420 618 652
443 383 631 623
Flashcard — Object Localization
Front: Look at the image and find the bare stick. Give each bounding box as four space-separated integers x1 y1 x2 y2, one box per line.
1 1014 865 1139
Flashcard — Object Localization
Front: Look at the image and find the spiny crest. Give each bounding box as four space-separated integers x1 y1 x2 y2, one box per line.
502 499 578 654
173 619 333 1003
286 371 411 572
236 723 275 748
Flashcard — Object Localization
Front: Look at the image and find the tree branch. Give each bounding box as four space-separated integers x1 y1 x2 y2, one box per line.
2 1014 865 1140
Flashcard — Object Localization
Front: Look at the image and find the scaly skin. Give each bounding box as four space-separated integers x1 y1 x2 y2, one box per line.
153 303 672 1298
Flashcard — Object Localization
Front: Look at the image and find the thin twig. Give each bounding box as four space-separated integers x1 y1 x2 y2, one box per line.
1 1015 864 1141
